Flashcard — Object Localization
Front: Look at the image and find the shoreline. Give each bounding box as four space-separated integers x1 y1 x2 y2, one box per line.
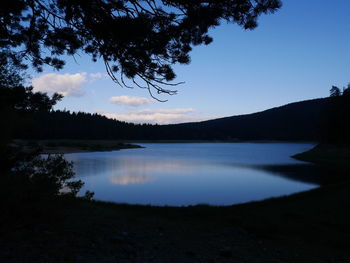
14 139 143 154
126 139 316 144
3 179 350 262
14 139 316 154
293 143 350 166
3 142 350 262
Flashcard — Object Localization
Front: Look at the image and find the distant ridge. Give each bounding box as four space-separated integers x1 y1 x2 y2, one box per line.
169 97 329 141
16 98 329 141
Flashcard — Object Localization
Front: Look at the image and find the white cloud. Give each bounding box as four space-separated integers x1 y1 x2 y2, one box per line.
99 108 212 124
89 72 106 79
32 73 87 97
137 108 195 114
109 95 153 107
32 72 106 97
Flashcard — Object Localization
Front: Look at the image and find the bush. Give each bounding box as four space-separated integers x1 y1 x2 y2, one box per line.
1 146 89 211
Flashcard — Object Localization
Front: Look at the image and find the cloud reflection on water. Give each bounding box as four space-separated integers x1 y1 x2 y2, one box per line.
68 143 320 206
110 174 153 185
108 159 195 185
116 158 193 175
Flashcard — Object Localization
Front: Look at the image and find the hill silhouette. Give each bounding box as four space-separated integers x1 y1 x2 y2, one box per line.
171 98 329 141
15 98 329 141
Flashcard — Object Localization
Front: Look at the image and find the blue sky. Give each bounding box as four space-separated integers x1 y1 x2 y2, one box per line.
31 0 350 124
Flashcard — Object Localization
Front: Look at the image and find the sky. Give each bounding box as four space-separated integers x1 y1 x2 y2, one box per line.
30 0 350 124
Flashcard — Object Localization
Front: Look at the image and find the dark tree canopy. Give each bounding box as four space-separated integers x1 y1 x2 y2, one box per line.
0 53 62 113
322 84 350 145
0 54 86 207
1 0 281 97
330 86 341 97
0 55 62 145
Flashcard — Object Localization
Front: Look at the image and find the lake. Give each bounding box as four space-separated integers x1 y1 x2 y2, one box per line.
65 143 320 206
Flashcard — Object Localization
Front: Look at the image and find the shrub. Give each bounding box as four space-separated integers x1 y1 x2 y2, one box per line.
1 147 88 210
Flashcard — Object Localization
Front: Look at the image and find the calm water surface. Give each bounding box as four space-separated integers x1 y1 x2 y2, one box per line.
65 143 319 206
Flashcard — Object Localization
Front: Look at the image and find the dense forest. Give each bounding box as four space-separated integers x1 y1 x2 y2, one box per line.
15 98 330 141
322 86 350 145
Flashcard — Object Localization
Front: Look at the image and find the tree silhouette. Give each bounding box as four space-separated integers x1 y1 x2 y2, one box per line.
322 84 350 145
0 58 87 209
330 86 341 97
342 83 350 96
1 0 281 98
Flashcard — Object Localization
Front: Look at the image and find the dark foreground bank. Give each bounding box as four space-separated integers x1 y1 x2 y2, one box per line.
1 144 350 263
293 144 350 168
2 181 350 262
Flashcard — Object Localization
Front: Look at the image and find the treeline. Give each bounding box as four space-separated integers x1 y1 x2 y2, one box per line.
15 98 330 141
322 85 350 145
15 110 150 140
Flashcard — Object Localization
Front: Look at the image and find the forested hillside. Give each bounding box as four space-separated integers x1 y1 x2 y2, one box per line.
15 98 329 141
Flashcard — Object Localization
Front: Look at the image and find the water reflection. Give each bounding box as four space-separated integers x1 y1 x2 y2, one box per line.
253 164 322 185
115 159 193 175
65 143 321 206
224 162 322 185
110 175 153 185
